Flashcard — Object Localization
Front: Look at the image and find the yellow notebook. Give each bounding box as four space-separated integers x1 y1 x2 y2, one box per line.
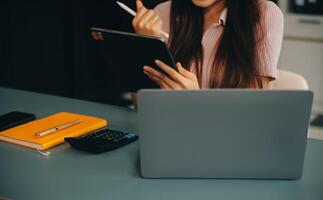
0 112 108 150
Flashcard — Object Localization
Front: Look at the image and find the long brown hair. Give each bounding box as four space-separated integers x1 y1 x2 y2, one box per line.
169 0 266 88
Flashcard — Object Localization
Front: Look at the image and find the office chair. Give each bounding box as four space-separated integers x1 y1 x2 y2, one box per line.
270 69 309 90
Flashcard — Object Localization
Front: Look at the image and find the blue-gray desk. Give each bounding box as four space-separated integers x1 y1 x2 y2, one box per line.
1 87 323 200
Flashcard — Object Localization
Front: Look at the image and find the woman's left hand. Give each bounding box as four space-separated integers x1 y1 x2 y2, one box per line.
143 60 200 89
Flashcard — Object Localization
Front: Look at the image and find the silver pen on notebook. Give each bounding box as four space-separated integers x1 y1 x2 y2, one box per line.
35 119 81 137
116 1 169 38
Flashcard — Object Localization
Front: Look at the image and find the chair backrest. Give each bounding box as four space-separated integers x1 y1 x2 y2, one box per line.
270 69 309 90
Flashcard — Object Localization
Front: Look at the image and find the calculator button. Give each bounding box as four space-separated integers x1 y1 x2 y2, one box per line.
65 129 139 154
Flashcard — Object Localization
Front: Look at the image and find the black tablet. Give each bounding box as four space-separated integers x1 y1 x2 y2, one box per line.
90 27 176 92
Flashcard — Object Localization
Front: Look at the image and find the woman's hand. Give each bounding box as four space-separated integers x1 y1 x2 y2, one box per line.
143 60 200 90
132 0 163 37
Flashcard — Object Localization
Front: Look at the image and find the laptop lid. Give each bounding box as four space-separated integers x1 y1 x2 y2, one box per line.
138 89 313 179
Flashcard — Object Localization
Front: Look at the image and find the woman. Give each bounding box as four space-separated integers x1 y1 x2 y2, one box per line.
132 0 284 89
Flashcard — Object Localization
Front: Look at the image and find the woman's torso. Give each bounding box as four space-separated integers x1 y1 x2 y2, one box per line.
154 0 284 88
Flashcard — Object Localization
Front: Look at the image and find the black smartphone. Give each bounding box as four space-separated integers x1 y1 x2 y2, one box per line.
0 111 36 132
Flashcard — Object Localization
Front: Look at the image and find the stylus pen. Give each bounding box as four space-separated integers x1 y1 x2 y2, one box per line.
35 119 81 137
116 1 169 38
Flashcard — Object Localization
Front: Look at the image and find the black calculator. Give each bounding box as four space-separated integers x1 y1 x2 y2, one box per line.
65 128 138 154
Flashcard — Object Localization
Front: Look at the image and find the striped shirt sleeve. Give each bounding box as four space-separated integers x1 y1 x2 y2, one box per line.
260 1 284 80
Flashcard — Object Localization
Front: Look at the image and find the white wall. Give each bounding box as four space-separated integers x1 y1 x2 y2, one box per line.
278 0 323 114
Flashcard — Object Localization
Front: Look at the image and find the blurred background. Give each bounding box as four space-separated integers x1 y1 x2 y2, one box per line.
0 0 165 106
0 0 322 113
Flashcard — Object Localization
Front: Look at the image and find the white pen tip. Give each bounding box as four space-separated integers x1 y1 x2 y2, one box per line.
116 1 124 7
116 1 137 17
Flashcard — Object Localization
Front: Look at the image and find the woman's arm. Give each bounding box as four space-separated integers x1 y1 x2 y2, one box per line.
259 2 284 86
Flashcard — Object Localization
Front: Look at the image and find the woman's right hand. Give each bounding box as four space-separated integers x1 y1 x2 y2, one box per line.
132 0 163 38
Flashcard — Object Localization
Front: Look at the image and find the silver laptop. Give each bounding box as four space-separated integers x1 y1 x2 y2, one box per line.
137 89 313 179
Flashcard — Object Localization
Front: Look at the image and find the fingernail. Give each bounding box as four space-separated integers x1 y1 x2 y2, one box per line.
155 60 160 64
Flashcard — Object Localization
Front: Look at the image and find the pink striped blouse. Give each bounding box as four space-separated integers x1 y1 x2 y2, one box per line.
154 0 284 88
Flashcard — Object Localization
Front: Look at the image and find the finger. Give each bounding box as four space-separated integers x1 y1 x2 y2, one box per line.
146 17 162 35
144 66 181 89
146 15 160 27
155 60 186 84
145 72 163 88
133 6 147 25
133 1 147 25
136 0 144 10
176 62 196 80
150 75 170 89
137 10 155 28
144 67 172 87
144 71 170 89
152 18 162 28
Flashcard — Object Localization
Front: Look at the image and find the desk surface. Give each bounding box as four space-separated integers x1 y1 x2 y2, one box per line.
1 87 323 200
